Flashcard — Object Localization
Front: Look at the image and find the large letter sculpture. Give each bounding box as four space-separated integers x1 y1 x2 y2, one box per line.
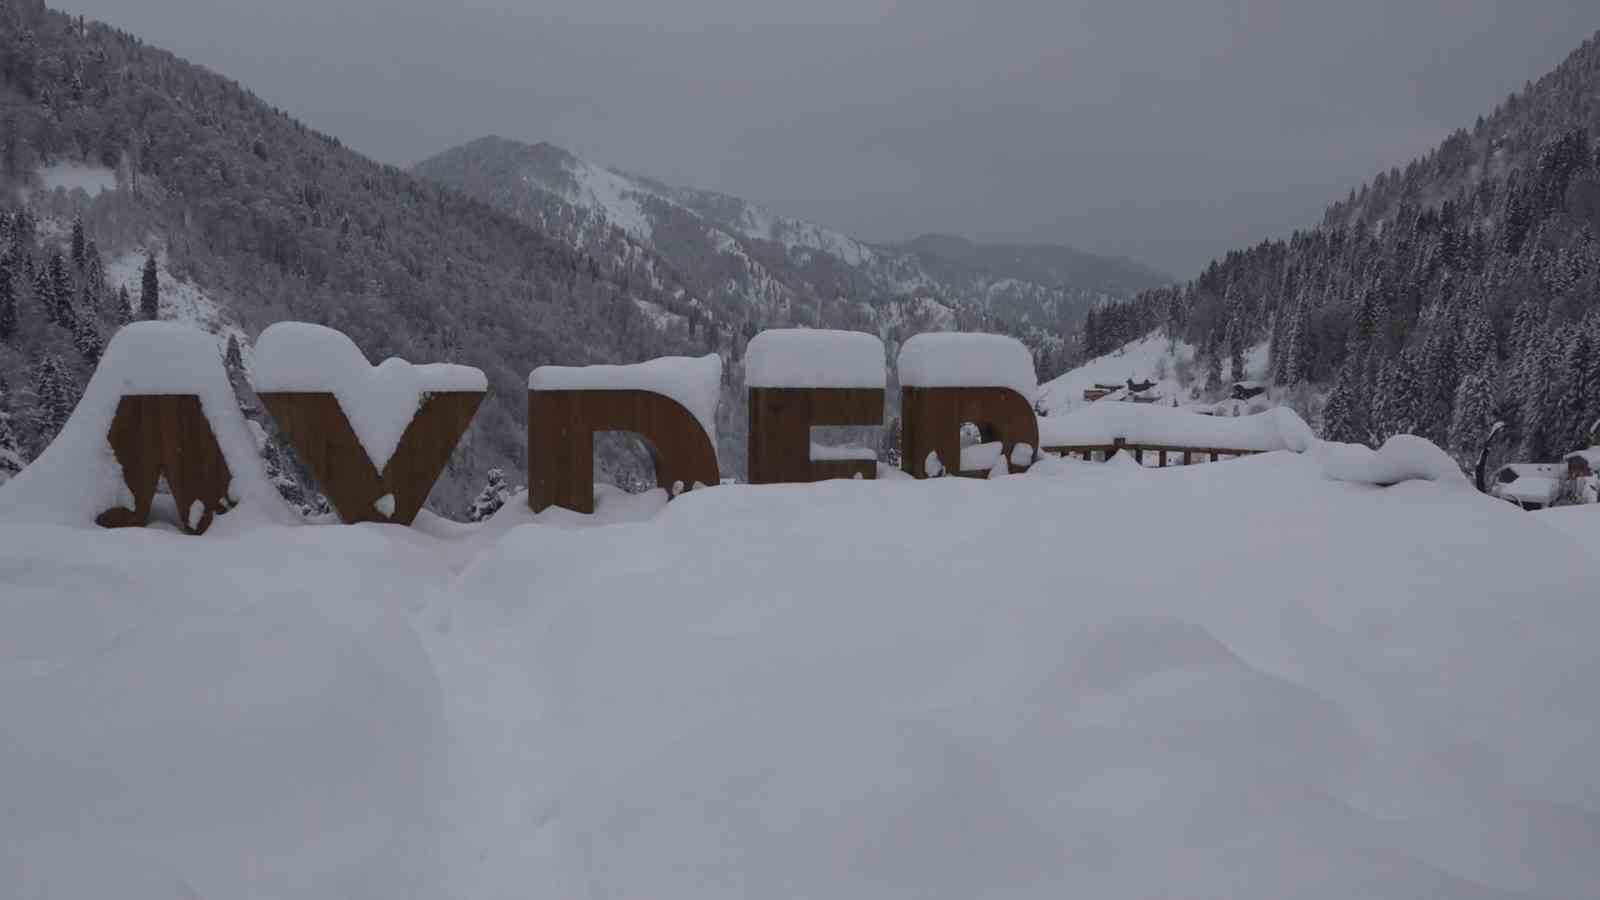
97 395 232 534
897 333 1040 478
254 323 485 525
746 329 885 484
528 355 721 514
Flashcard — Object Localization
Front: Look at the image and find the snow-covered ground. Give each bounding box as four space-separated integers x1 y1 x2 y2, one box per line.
1037 332 1272 416
105 250 250 361
3 448 1598 899
37 162 119 197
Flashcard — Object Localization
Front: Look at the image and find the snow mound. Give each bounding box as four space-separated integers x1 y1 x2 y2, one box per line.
1316 435 1469 488
1040 402 1314 453
0 524 451 900
253 322 485 472
745 329 885 388
897 332 1037 398
0 322 296 529
529 353 723 446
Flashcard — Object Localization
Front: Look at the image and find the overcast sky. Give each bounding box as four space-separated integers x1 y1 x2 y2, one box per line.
67 0 1600 275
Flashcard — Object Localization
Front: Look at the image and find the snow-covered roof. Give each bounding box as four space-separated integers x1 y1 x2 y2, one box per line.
1563 447 1600 468
896 332 1037 399
745 329 885 389
1038 402 1314 453
528 354 723 446
253 322 486 472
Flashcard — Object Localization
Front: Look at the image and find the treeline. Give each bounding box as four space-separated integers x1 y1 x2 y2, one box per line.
1122 29 1600 468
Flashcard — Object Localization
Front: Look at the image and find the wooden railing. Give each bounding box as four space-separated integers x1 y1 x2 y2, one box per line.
1041 436 1264 467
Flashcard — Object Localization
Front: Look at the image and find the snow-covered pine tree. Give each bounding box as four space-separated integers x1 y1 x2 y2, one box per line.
0 378 23 478
0 254 14 342
32 262 54 323
1557 325 1597 454
30 353 73 446
72 311 101 366
1450 357 1498 459
1518 327 1558 460
1321 358 1365 444
139 253 159 320
46 252 70 327
469 468 513 522
115 284 132 324
69 216 84 270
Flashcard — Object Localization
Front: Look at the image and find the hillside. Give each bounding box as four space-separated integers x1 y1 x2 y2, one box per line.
0 0 735 507
415 136 1168 348
1123 30 1600 472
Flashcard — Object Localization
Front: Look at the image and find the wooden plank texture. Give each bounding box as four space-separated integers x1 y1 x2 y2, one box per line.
528 389 720 514
900 386 1040 479
748 387 884 484
259 390 483 525
97 394 232 535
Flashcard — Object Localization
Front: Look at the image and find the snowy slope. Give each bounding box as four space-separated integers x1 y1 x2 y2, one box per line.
1037 332 1197 414
3 453 1598 899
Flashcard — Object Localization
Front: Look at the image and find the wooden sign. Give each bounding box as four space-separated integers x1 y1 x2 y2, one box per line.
259 390 484 525
528 389 719 514
900 386 1040 478
96 395 232 535
748 387 884 483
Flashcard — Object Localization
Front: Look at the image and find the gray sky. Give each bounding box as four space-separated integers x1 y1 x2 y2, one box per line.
68 0 1600 275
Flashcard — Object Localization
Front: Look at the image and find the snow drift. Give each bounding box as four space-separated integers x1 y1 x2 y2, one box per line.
2 443 1596 899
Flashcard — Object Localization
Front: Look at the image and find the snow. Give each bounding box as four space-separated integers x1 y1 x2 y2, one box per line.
1039 402 1315 453
1564 447 1600 468
1315 435 1470 488
924 450 944 477
1010 442 1035 466
8 450 1598 898
0 322 297 529
897 332 1038 399
37 161 118 196
374 493 396 518
1037 333 1195 415
960 440 1005 471
810 442 878 462
528 353 723 448
105 251 249 359
252 322 485 473
745 328 886 388
558 159 655 241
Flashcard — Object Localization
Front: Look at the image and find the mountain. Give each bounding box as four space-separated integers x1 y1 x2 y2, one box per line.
415 136 1169 342
1109 29 1600 477
0 0 768 504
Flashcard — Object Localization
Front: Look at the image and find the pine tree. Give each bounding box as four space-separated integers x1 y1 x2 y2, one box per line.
1321 358 1364 443
69 216 85 270
115 284 132 325
72 312 102 366
139 253 159 320
47 252 70 326
1450 357 1498 458
469 468 513 522
30 354 73 444
0 255 15 342
1557 327 1596 454
32 262 55 323
0 379 23 478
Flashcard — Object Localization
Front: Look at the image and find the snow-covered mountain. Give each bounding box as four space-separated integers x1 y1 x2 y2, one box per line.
415 137 1169 334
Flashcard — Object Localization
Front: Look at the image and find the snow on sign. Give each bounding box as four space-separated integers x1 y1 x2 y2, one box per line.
2 322 1324 530
747 329 886 485
253 323 487 525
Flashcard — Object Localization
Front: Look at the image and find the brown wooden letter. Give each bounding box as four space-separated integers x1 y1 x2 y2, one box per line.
900 386 1041 478
97 395 232 535
748 387 884 484
528 389 719 514
259 391 483 525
